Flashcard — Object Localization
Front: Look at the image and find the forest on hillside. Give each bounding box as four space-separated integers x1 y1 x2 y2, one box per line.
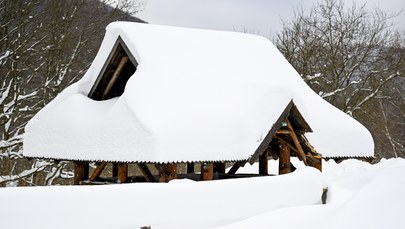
0 0 404 186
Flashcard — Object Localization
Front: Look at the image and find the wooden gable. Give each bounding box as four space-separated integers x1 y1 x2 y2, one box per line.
88 36 138 100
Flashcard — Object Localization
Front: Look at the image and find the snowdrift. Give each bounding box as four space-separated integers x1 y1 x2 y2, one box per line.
0 167 322 229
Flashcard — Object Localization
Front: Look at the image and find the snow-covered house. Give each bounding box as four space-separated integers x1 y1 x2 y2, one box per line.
23 22 374 184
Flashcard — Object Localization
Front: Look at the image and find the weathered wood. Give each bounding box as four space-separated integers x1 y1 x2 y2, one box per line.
138 163 155 182
89 162 107 181
287 120 308 165
213 162 226 173
259 152 269 175
112 163 118 177
306 154 322 172
102 55 129 99
276 129 292 135
228 161 244 175
273 135 298 155
279 141 291 175
187 162 195 174
201 163 214 181
117 163 128 183
74 161 89 185
158 163 177 183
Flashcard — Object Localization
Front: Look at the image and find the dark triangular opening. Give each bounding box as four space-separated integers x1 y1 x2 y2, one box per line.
89 36 138 100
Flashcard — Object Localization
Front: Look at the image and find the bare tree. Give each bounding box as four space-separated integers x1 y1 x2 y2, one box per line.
0 0 144 186
275 0 405 159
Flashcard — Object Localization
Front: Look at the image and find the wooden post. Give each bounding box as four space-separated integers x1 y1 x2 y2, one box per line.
74 161 89 185
89 162 107 181
138 163 155 182
213 162 226 174
259 152 269 175
112 163 118 177
279 141 291 175
187 162 195 174
117 163 128 183
158 163 177 183
201 163 214 181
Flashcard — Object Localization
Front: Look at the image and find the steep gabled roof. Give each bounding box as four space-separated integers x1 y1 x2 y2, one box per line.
23 22 374 162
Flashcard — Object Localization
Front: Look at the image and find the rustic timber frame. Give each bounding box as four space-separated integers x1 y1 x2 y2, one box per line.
72 37 323 185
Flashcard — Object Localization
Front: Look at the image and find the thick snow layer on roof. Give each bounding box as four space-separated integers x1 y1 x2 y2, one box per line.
23 22 373 162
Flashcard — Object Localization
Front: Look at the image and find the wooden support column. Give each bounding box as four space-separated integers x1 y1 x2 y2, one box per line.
138 163 155 182
259 152 269 175
112 163 118 177
89 162 107 181
213 162 226 174
201 163 214 181
74 161 89 185
117 163 128 183
187 162 195 174
279 141 291 175
158 163 177 183
306 155 322 172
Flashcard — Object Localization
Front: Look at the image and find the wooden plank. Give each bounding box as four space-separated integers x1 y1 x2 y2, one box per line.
117 163 128 183
228 161 244 175
89 162 107 181
158 163 177 183
187 162 195 174
276 129 292 135
73 161 89 185
213 162 226 173
279 141 291 175
102 55 129 99
201 163 214 181
259 151 269 175
138 163 155 182
287 120 308 165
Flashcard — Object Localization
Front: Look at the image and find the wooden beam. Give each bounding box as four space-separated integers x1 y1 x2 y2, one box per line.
213 162 226 174
279 141 291 175
74 161 89 185
287 120 308 165
306 154 322 172
89 162 107 181
228 161 244 175
117 163 128 183
102 55 129 99
138 163 155 182
276 129 292 135
158 163 177 183
187 162 195 174
259 152 269 175
201 163 214 181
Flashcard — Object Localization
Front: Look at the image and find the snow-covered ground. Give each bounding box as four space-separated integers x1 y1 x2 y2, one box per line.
0 158 404 229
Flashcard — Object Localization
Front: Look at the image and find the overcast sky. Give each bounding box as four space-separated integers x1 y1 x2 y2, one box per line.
137 0 405 37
